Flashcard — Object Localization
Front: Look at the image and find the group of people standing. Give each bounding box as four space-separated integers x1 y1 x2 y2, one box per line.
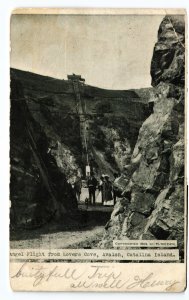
99 174 115 205
87 173 118 206
70 172 119 206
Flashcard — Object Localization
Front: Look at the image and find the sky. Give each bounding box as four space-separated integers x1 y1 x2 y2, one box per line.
10 14 164 90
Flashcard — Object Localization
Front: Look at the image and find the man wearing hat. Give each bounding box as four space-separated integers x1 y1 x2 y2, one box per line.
87 174 98 205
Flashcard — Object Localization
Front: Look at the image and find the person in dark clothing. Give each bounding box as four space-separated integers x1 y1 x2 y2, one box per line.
87 174 98 205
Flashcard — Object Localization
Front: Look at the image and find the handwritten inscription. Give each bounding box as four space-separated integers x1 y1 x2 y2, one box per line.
11 263 180 291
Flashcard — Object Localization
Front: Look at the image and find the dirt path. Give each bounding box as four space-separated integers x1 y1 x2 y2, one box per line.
10 194 113 249
10 224 105 249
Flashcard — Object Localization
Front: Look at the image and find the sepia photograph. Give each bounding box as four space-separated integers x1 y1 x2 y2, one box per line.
9 8 186 292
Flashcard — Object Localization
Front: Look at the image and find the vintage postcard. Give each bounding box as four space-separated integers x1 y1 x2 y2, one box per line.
10 8 187 292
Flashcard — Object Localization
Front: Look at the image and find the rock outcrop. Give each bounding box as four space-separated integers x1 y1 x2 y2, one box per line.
151 15 185 86
10 70 151 228
101 15 185 260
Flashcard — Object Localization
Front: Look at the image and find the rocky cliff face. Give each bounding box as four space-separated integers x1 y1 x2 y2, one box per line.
10 69 151 228
101 15 185 260
10 79 79 229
